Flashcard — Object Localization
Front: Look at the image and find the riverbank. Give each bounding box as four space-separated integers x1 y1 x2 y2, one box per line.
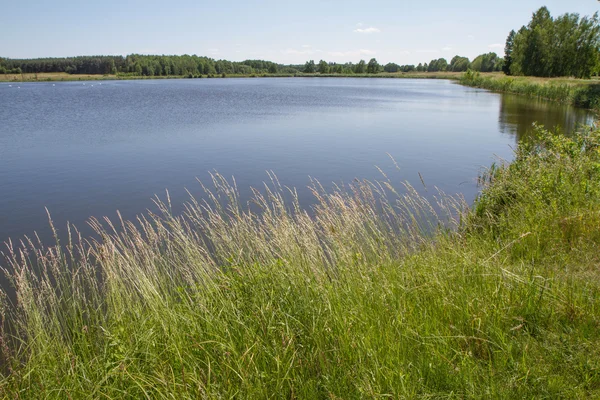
460 70 600 110
6 70 600 112
0 71 469 82
1 124 599 398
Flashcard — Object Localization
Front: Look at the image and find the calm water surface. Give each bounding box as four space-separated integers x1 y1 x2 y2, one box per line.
0 78 594 244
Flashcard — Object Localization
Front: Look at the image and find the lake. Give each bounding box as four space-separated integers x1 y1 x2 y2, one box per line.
0 78 594 245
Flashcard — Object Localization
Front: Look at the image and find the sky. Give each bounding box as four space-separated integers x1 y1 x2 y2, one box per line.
0 0 598 65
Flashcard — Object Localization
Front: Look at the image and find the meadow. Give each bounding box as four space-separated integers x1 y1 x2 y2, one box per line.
0 123 599 398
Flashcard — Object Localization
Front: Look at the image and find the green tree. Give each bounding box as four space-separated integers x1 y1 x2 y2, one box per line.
317 60 329 74
427 58 447 72
366 58 380 73
508 7 600 77
570 13 600 78
471 53 501 72
524 8 553 76
503 30 516 75
384 62 400 73
449 56 470 72
354 59 366 73
304 60 316 73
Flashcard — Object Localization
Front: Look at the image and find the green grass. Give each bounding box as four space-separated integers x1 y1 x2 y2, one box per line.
460 70 600 110
0 71 470 82
1 125 600 398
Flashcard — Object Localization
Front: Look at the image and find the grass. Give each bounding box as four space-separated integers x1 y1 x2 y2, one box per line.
0 72 119 82
0 71 484 82
1 125 600 398
292 71 469 79
460 70 600 110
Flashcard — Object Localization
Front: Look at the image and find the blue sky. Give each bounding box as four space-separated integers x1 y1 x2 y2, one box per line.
0 0 597 65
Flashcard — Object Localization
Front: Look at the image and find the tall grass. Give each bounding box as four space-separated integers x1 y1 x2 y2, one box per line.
1 126 600 398
460 70 600 110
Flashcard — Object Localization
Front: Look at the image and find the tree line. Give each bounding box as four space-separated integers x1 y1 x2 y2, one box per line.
3 7 598 79
0 55 283 77
300 53 503 74
0 52 504 77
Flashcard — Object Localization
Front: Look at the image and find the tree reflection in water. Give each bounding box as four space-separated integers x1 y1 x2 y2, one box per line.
499 94 595 141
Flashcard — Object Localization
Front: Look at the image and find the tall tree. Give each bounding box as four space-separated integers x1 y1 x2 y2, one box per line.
354 60 366 73
366 58 380 73
384 62 400 73
503 30 516 75
427 58 448 72
303 60 316 73
317 60 329 74
449 55 470 72
471 53 502 72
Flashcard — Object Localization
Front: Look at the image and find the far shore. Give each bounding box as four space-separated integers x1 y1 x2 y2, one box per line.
3 71 600 86
4 71 600 111
0 71 493 82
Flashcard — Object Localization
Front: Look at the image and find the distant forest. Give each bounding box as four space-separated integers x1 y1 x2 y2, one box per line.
1 7 598 79
0 52 503 78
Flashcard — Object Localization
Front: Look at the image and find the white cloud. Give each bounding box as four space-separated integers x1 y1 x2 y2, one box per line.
328 49 376 58
488 43 503 49
417 49 440 54
282 47 314 55
354 27 381 34
301 44 311 48
207 48 219 54
467 35 475 40
442 46 453 52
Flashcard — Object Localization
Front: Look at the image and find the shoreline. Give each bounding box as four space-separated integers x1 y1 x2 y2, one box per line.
0 71 469 83
4 71 600 111
459 71 600 111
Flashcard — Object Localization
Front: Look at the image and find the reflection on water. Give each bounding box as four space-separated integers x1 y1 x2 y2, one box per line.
499 94 596 140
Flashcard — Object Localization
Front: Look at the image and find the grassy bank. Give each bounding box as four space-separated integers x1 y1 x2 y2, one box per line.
461 70 600 110
0 72 119 82
1 125 600 398
0 71 468 82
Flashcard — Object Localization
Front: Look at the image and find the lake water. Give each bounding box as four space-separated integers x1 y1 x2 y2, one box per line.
0 78 594 245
